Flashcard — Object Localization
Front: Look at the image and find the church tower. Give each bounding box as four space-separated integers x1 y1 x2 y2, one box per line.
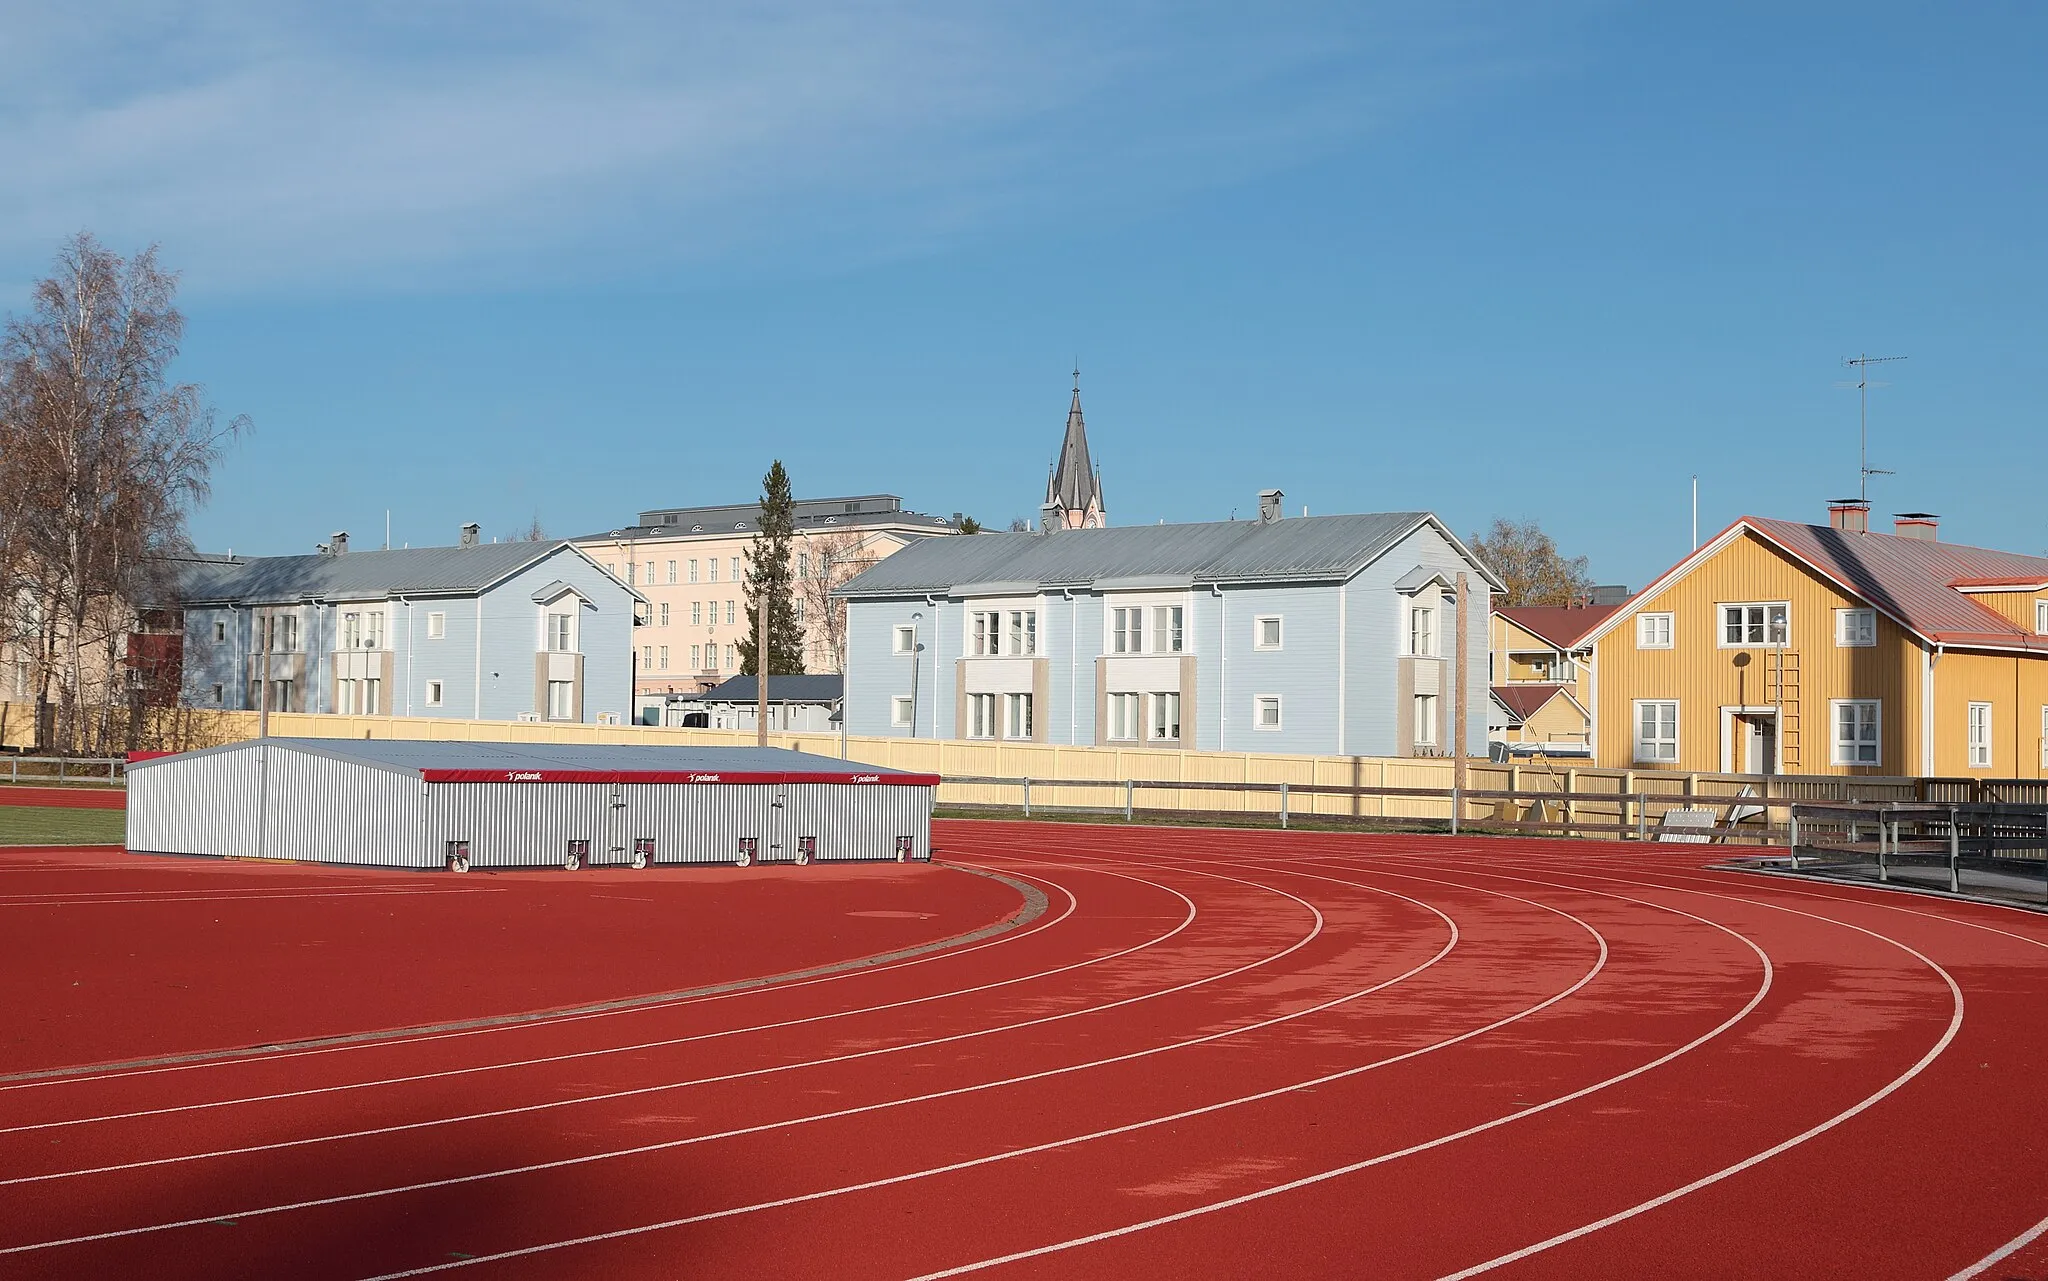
1044 371 1107 530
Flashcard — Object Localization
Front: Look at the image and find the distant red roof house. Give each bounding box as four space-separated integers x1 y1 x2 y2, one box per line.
1494 604 1625 651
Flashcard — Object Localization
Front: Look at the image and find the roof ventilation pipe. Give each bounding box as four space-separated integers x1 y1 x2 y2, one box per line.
1258 489 1284 525
460 522 481 548
1040 502 1064 534
330 531 348 556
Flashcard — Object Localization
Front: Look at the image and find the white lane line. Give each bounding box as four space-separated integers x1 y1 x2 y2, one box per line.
332 858 1621 1281
1416 859 1966 1278
3 860 1347 1251
1952 1211 2048 1279
877 857 1775 1281
0 864 1128 1136
0 861 1077 1097
0 863 1218 1185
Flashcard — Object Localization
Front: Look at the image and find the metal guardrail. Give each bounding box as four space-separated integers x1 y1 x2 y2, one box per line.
940 774 1791 842
0 756 126 785
1789 800 2048 902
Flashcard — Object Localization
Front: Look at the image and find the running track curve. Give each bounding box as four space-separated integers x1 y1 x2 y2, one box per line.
0 820 2044 1280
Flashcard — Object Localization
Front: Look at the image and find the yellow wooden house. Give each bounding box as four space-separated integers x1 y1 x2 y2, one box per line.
1489 604 1620 754
1583 503 2048 777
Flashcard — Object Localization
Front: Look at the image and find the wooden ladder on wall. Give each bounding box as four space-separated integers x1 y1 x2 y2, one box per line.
1768 648 1803 770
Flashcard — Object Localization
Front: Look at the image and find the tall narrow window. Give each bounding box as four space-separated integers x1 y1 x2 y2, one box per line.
659 603 670 626
708 559 718 582
968 693 996 738
1154 606 1184 653
425 680 444 707
342 612 361 649
1149 692 1181 741
1413 693 1438 746
626 562 636 585
725 644 735 669
1005 692 1033 739
1112 607 1143 654
1409 606 1435 657
690 644 701 669
1832 700 1880 765
688 558 699 583
2037 600 2048 635
1968 703 1993 768
667 560 677 584
363 678 381 716
547 680 574 720
1009 610 1037 656
1107 692 1140 740
692 601 703 626
972 612 995 656
725 600 735 626
549 613 573 652
1634 700 1679 763
730 557 740 581
658 646 669 670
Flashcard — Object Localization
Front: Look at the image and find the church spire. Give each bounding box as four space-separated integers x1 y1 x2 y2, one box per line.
1046 369 1106 529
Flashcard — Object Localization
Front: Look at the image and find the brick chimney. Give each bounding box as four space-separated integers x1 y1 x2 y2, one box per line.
1827 499 1870 533
1893 512 1939 541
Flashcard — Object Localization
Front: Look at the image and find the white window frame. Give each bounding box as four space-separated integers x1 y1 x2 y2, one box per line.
1008 610 1038 656
1831 699 1881 766
1718 602 1790 648
892 696 915 728
893 625 917 655
1004 692 1033 740
692 601 703 626
426 611 445 640
1968 702 1993 769
1107 692 1141 741
659 603 670 627
968 692 997 739
688 559 699 583
708 559 718 583
547 611 576 653
1408 605 1436 658
1835 608 1877 648
1413 693 1438 746
667 560 677 584
547 679 574 721
2037 600 2048 635
2040 705 2047 768
658 645 669 670
1149 691 1181 742
1112 606 1144 655
1254 616 1282 651
1633 699 1679 763
1153 606 1184 654
1636 613 1673 649
425 680 444 707
213 619 227 644
1254 695 1282 731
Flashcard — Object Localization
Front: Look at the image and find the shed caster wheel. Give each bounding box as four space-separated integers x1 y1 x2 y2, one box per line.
629 850 649 870
448 855 470 873
795 851 811 866
735 851 753 867
564 852 582 871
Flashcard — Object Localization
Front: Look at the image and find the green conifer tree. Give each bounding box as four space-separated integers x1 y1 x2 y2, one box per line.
738 460 806 675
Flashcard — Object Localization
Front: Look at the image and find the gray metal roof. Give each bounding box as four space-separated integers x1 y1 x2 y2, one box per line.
836 511 1497 596
701 674 844 705
169 542 618 605
572 494 959 543
133 737 917 778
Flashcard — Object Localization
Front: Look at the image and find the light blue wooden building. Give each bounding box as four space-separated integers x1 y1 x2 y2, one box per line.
171 526 643 724
835 494 1501 755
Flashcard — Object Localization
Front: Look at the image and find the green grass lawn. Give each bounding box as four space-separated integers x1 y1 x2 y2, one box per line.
0 806 126 846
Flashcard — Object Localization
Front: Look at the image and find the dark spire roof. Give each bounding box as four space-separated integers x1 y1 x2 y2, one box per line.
1046 380 1103 518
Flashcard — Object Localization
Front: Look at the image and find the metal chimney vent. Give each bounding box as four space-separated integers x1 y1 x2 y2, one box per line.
1258 489 1284 525
460 522 481 548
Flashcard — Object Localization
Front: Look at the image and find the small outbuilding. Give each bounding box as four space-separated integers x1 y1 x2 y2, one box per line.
127 738 937 871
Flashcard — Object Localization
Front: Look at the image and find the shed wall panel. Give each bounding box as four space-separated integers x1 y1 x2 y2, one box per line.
785 784 934 861
128 747 264 857
260 746 429 867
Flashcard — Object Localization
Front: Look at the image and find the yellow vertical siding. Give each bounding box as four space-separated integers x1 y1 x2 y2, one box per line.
1592 531 1920 774
1519 691 1591 745
1931 650 2048 778
1962 590 2048 632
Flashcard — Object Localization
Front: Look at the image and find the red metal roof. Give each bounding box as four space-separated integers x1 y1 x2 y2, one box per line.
1494 604 1625 650
1738 518 2048 649
1491 683 1576 723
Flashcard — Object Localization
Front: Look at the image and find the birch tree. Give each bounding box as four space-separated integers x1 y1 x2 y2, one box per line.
0 234 246 751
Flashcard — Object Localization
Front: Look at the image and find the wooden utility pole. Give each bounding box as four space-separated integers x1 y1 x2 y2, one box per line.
756 592 770 747
1453 573 1469 800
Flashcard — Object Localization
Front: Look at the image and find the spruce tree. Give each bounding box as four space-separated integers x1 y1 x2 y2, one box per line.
739 459 806 675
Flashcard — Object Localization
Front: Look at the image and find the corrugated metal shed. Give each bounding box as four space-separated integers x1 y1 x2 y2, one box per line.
835 512 1506 596
128 739 935 870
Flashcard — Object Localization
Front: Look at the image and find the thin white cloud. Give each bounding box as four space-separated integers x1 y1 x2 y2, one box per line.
0 2 1550 295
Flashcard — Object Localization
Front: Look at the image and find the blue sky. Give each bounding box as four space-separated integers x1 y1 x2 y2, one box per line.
4 2 2044 588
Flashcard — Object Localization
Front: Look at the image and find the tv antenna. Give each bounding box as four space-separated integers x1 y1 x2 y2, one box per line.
1842 353 1907 501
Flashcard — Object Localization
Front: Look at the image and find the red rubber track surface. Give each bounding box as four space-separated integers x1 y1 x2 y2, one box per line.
0 786 125 809
2 821 2046 1281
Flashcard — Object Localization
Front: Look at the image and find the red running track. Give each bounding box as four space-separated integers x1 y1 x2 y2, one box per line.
0 821 2045 1280
0 786 125 809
